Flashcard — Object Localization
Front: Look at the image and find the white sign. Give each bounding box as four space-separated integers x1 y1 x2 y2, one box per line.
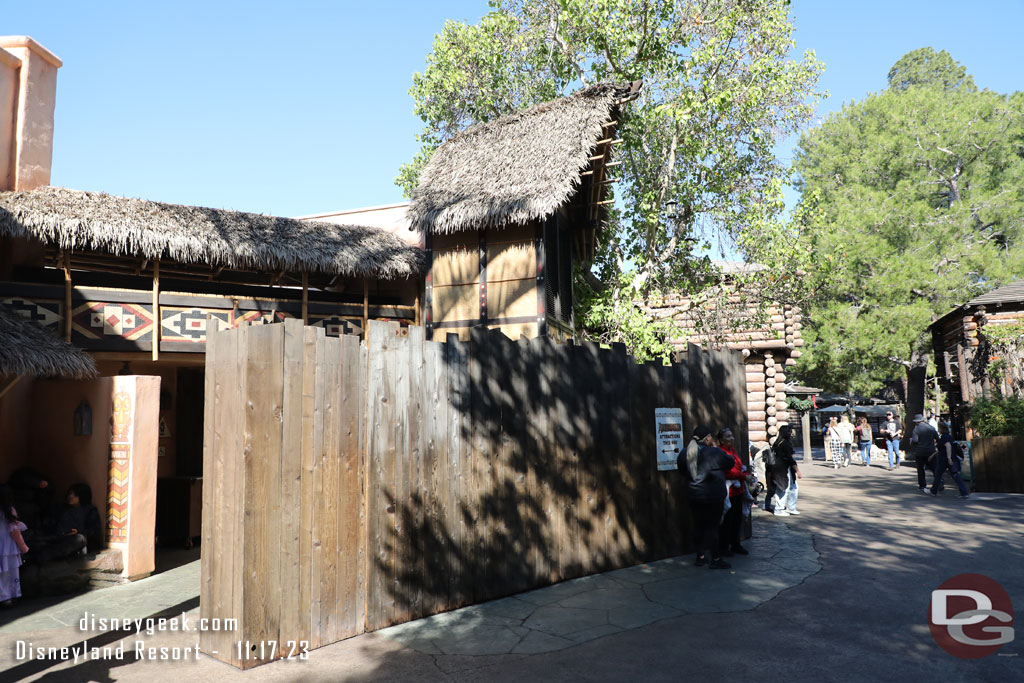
656 408 684 471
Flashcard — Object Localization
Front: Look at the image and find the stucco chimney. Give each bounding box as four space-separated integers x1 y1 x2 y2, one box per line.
0 36 62 191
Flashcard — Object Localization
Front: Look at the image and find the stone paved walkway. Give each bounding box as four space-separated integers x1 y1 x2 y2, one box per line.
378 518 819 656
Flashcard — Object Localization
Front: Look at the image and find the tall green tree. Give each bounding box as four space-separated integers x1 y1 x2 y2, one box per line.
792 50 1024 415
400 0 823 359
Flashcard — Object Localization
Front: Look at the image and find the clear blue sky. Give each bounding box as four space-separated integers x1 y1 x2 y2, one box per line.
5 1 1022 220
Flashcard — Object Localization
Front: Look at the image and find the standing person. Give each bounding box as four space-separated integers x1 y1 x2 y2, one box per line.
838 415 855 467
909 414 940 493
0 486 30 606
932 422 970 498
880 411 903 470
827 417 844 469
716 429 749 557
856 417 874 466
680 426 736 569
769 426 802 515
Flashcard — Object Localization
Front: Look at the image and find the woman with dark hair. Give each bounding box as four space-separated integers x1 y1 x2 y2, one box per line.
57 483 102 553
716 428 749 557
769 425 802 516
680 426 737 569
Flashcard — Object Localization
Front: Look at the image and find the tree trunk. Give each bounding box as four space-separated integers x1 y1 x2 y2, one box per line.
905 351 928 445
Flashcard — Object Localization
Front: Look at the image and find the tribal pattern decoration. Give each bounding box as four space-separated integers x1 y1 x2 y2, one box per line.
107 390 133 544
160 307 232 343
310 316 362 337
73 302 154 342
1 297 62 331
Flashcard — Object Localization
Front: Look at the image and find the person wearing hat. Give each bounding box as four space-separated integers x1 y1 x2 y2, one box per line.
909 413 940 493
680 426 736 569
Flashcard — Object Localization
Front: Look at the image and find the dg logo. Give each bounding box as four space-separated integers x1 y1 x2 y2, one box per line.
929 573 1015 658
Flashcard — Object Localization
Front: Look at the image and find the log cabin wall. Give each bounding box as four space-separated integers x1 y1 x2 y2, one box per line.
931 300 1024 437
654 294 803 444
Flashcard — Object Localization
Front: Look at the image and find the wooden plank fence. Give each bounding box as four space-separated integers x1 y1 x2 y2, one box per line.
200 318 747 668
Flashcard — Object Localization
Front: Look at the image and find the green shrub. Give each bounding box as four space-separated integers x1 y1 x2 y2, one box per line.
970 396 1024 437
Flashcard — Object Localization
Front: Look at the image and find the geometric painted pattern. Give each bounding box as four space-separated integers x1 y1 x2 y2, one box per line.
160 307 231 342
107 455 129 543
108 390 132 544
73 301 154 342
1 297 62 331
310 316 362 337
233 309 291 328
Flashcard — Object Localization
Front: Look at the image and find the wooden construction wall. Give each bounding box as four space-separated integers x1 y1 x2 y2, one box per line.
200 319 747 669
969 435 1024 493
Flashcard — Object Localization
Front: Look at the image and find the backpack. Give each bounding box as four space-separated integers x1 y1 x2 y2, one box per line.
764 442 778 469
951 441 965 461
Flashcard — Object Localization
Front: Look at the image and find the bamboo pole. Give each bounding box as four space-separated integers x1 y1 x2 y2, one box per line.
301 272 309 324
62 252 72 342
152 259 160 361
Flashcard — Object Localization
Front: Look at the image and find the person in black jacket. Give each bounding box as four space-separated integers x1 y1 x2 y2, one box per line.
769 426 801 516
680 425 736 569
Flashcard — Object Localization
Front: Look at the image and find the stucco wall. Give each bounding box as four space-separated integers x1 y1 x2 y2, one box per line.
0 376 34 481
30 377 115 519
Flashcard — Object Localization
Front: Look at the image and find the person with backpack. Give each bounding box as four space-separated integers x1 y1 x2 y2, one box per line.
932 421 969 498
680 426 736 569
909 414 941 493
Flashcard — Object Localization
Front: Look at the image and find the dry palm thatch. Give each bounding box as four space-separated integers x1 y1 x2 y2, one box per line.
0 186 425 278
408 82 636 235
0 306 97 379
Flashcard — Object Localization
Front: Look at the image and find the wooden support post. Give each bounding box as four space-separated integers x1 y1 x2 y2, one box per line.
152 259 160 361
0 375 23 401
62 252 72 342
362 279 369 334
414 292 420 327
301 272 309 324
801 410 812 463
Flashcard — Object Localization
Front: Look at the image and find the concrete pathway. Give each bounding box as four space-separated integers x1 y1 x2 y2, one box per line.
378 520 818 656
0 461 1021 682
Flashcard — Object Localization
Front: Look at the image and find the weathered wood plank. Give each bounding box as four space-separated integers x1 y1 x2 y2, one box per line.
279 319 304 648
421 337 449 615
364 320 393 631
337 333 362 638
243 322 283 665
405 324 425 620
446 333 471 607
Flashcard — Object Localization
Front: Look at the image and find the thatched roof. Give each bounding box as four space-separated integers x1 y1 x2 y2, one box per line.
0 306 97 379
409 82 638 234
0 186 425 278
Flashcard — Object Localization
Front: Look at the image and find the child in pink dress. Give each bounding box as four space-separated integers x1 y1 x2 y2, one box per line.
1 487 30 605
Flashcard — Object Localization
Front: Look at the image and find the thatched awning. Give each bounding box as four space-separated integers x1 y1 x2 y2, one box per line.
0 186 426 279
0 306 97 379
409 82 639 235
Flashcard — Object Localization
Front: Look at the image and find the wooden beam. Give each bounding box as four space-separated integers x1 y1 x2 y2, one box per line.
90 351 205 366
62 252 72 342
0 375 23 401
362 279 369 333
301 272 309 324
152 259 160 361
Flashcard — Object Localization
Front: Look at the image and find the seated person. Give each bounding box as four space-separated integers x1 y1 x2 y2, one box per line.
7 467 59 541
57 484 102 553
